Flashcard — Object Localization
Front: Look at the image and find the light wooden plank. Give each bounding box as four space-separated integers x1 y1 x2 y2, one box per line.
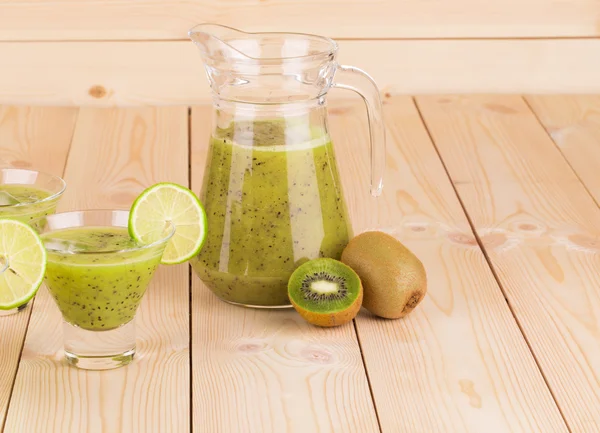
3 107 190 433
0 0 598 39
0 106 77 431
526 95 600 205
1 40 600 107
190 106 380 433
416 95 600 432
326 96 568 432
0 107 78 174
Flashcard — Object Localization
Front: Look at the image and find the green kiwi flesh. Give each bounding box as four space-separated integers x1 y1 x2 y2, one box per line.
288 258 363 327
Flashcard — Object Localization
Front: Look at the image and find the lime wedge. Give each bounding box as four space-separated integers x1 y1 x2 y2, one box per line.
129 183 207 265
0 219 47 310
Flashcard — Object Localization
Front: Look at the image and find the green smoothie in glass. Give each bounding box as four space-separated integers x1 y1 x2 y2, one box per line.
0 169 66 316
37 209 173 370
191 119 352 307
0 185 50 203
0 185 60 223
42 227 163 331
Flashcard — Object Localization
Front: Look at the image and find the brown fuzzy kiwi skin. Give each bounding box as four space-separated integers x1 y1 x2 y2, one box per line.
291 287 363 327
341 231 427 319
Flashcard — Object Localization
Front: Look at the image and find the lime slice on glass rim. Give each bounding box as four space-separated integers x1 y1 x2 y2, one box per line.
129 183 207 265
0 219 47 310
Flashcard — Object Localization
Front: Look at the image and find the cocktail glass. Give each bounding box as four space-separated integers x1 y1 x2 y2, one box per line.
0 168 66 316
35 210 174 370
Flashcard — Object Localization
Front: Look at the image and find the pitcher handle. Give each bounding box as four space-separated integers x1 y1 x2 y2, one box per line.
332 64 386 197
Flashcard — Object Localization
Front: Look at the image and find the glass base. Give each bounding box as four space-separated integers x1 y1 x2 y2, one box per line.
63 319 136 370
221 298 293 309
0 302 29 317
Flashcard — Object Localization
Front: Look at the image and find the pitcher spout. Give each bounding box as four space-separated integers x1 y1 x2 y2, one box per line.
188 23 253 62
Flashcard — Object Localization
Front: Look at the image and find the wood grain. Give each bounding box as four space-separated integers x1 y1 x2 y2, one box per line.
0 106 77 430
525 95 600 205
327 96 568 432
1 40 600 107
416 95 600 432
190 106 380 433
3 107 190 433
0 0 598 39
0 107 78 173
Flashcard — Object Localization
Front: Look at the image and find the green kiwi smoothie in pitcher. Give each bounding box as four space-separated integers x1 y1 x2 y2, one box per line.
189 24 386 307
192 119 352 306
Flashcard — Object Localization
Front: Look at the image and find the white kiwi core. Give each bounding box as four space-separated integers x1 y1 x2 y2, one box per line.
311 280 339 294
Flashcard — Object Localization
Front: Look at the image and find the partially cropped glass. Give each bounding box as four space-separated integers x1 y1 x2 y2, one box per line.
0 168 66 222
34 210 174 370
0 168 66 316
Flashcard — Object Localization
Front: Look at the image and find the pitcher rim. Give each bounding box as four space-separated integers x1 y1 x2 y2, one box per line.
188 23 339 63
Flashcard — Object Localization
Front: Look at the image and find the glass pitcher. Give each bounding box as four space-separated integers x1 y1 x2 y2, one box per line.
189 24 386 308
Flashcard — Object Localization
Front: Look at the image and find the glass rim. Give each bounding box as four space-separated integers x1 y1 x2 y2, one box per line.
34 209 176 255
188 23 339 63
0 168 66 208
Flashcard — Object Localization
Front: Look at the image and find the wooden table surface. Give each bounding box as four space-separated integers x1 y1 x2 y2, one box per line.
1 95 599 432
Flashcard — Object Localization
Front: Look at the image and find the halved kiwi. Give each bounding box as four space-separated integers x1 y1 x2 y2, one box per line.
288 258 363 327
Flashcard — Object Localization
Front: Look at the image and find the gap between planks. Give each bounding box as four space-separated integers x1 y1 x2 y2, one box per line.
187 106 194 433
4 36 600 43
521 96 600 222
413 96 574 433
351 319 384 432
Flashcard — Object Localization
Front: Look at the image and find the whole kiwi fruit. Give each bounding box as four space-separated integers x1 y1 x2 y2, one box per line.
341 231 426 319
288 258 363 327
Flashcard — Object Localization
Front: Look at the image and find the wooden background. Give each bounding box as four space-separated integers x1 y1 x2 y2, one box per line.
0 0 599 105
2 2 600 432
4 96 600 432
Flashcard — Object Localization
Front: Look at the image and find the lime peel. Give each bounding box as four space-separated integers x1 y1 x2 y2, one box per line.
128 183 207 265
0 219 47 310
